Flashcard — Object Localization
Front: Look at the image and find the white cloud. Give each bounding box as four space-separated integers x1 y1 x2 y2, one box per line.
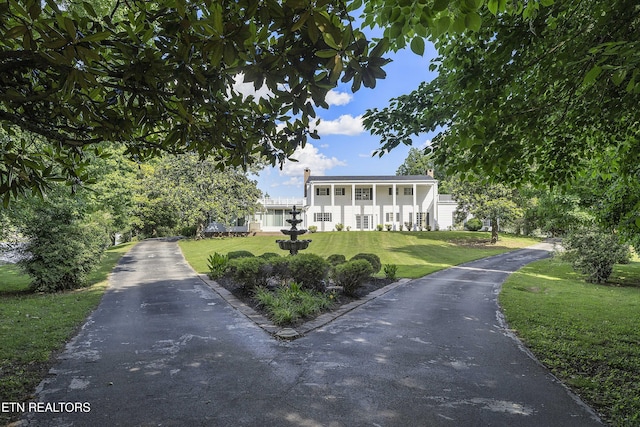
231 73 274 100
420 139 433 149
358 150 377 158
279 143 346 179
313 114 364 136
325 90 353 106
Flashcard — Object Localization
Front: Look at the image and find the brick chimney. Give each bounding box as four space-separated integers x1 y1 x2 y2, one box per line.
303 168 311 197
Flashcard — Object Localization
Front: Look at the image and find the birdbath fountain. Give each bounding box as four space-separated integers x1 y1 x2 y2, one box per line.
276 205 311 255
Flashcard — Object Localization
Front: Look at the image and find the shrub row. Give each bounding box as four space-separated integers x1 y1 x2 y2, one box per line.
206 251 396 295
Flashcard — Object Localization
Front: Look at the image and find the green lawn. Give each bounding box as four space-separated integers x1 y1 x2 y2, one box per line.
500 257 640 425
179 231 541 278
0 242 135 425
6 231 638 424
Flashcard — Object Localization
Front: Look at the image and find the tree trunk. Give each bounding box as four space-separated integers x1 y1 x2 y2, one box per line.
195 221 205 240
491 218 499 244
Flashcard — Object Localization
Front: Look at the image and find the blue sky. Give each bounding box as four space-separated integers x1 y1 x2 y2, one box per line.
246 41 440 199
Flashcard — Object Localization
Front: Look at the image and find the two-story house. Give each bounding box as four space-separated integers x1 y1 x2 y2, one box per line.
303 169 457 232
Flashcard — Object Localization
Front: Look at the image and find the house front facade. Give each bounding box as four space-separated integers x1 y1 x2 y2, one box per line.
304 169 456 232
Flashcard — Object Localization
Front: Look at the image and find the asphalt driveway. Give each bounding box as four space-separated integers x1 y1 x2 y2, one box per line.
23 239 602 426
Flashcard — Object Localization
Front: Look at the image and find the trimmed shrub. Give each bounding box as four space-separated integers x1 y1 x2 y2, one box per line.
385 223 392 231
270 256 290 281
326 254 346 266
228 257 269 290
227 250 254 260
332 259 374 296
308 225 318 233
376 224 384 231
351 253 381 274
465 218 483 231
335 223 344 231
563 230 631 284
259 252 280 260
207 252 228 279
16 197 109 292
383 264 398 280
287 253 329 291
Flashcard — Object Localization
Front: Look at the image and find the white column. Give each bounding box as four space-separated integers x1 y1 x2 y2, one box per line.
310 182 315 207
352 183 356 230
433 182 438 230
392 183 397 230
372 183 377 229
413 183 417 230
331 183 335 206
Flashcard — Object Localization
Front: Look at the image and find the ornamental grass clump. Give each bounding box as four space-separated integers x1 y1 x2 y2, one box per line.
254 283 333 325
206 252 228 279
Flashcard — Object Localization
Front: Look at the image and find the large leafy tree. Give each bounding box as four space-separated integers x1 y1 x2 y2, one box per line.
134 154 262 238
364 0 640 244
1 0 554 203
449 177 523 243
0 0 391 202
396 147 434 176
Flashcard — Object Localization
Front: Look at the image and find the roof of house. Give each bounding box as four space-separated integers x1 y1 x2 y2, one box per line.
306 175 436 183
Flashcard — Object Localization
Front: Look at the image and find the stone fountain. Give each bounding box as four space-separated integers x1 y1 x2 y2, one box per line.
276 205 311 255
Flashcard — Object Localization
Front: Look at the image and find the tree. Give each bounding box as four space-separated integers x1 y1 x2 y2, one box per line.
396 147 434 176
533 190 594 237
134 154 262 238
449 177 523 243
0 0 392 202
1 0 556 203
364 0 640 246
8 186 110 292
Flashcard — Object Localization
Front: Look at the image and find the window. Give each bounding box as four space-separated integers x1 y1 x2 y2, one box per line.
388 187 398 195
403 187 414 196
355 188 371 200
265 209 284 227
335 187 345 196
416 212 430 228
314 213 332 222
385 212 400 222
316 187 329 196
356 215 372 229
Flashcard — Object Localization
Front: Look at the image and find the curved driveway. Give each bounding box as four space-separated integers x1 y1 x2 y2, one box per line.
26 239 602 426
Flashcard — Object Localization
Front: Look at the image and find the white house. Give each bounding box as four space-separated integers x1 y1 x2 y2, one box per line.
303 169 457 232
252 197 307 233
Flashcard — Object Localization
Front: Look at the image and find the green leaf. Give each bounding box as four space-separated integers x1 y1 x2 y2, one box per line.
82 1 97 18
434 16 451 37
410 37 425 56
5 25 28 39
370 37 389 58
322 32 340 50
315 49 339 58
487 0 507 15
487 0 498 15
433 0 449 12
63 17 76 39
80 31 112 43
465 12 482 32
583 65 602 86
540 0 554 6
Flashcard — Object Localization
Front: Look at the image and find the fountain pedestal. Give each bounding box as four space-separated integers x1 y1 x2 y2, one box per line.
276 205 311 255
